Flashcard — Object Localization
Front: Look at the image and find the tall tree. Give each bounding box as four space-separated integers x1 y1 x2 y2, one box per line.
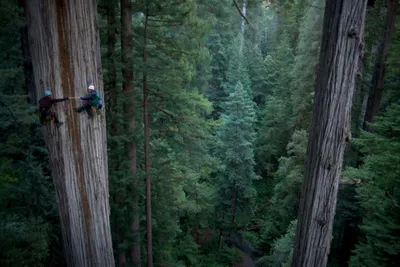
290 0 325 129
121 0 141 265
363 0 398 129
291 1 367 266
347 103 400 267
142 4 153 267
23 0 115 266
216 81 257 239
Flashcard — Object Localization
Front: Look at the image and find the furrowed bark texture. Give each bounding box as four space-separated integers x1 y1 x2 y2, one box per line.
291 1 367 267
24 1 114 266
120 0 141 265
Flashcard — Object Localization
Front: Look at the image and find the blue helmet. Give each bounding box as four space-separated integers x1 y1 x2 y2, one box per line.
45 90 52 96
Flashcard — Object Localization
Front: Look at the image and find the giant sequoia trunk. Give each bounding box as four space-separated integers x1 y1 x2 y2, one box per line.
24 1 115 266
291 1 367 266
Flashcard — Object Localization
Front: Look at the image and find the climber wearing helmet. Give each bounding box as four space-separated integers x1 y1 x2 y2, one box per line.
74 84 103 119
38 90 69 127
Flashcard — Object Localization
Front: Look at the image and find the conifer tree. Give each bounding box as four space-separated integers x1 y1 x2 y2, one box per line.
292 0 367 265
121 0 141 265
130 0 218 265
24 0 115 266
290 0 325 129
216 81 257 237
256 32 294 175
259 130 307 252
347 103 400 267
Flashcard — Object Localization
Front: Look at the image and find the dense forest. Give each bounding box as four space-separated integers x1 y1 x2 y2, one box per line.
0 0 399 266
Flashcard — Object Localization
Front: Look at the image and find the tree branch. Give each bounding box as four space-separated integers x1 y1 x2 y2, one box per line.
153 105 176 118
232 0 249 25
0 97 17 122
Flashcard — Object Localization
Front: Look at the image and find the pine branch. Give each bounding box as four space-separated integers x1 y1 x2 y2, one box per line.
339 178 362 185
148 18 182 24
153 105 176 118
232 0 249 25
148 89 167 99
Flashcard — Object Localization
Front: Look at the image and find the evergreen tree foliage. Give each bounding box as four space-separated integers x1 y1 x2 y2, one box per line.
258 219 297 267
225 34 252 95
1 0 399 265
290 0 325 129
259 130 307 252
131 1 219 265
0 1 63 266
347 103 400 267
216 81 257 238
256 32 294 175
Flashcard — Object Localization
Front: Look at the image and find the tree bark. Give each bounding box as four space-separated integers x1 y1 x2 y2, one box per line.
291 1 367 267
228 186 237 238
121 0 142 266
363 0 398 129
24 1 115 266
143 5 153 267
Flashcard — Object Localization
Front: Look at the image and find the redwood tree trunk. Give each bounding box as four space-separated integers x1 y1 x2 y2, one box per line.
291 1 367 266
363 0 398 129
24 1 115 266
121 0 141 266
143 6 154 267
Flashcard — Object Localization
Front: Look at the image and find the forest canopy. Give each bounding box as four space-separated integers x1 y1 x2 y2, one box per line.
0 0 399 266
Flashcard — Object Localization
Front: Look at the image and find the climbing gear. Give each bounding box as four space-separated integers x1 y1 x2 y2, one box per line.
88 85 95 90
91 106 102 114
45 90 52 96
90 92 102 109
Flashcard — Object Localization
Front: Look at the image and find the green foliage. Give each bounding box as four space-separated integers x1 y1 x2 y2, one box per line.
216 81 258 230
259 130 307 252
258 219 297 267
0 217 50 267
347 103 400 267
255 31 294 176
0 1 63 266
290 0 324 129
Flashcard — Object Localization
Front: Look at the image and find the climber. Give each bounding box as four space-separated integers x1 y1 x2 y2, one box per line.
38 90 69 127
74 84 103 119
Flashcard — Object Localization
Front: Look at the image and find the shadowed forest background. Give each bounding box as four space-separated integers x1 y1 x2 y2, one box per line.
1 0 400 266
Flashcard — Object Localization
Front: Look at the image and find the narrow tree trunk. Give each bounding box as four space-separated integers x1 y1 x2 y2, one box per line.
239 0 247 53
20 25 36 104
217 212 225 254
240 0 247 35
106 3 127 265
24 0 115 266
143 6 153 267
121 0 142 266
291 1 367 267
116 223 127 266
363 0 398 129
107 0 117 110
228 186 237 237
